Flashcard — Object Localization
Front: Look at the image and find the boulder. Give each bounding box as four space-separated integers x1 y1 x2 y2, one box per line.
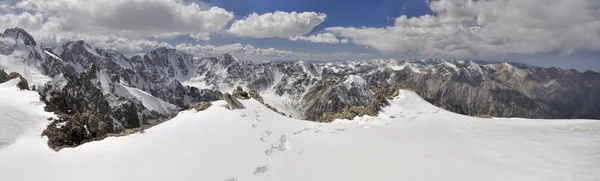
223 93 245 110
232 86 250 100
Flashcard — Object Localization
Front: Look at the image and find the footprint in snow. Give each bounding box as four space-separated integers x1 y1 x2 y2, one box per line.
254 165 270 175
224 178 237 181
331 128 348 134
264 147 274 156
240 114 248 118
276 134 291 151
265 134 291 155
293 128 314 135
252 124 259 129
259 131 272 142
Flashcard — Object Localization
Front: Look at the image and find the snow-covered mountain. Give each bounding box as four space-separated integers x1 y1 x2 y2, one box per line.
0 80 599 180
1 27 600 149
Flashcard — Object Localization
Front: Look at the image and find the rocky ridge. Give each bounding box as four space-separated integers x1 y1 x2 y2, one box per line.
1 27 600 148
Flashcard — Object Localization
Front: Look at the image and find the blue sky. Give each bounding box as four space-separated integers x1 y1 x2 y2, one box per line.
1 0 599 71
172 0 433 54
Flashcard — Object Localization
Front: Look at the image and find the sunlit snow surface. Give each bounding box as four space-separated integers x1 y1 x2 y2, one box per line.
0 79 54 149
0 86 599 181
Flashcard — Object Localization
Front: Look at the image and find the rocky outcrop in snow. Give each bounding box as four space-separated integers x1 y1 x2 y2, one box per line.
223 93 245 110
1 28 222 149
7 72 29 90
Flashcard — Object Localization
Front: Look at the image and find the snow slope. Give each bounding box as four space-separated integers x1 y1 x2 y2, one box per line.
0 90 599 181
0 51 51 87
0 79 54 149
122 84 177 114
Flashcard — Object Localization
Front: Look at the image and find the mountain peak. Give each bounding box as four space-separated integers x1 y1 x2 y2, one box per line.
2 27 37 46
216 53 239 65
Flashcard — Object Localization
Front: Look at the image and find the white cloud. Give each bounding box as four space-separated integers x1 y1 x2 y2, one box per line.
0 0 233 53
174 43 373 61
228 11 327 38
13 0 234 38
0 12 44 31
175 43 295 58
93 38 174 56
288 33 340 44
293 52 375 60
340 39 349 44
327 0 600 57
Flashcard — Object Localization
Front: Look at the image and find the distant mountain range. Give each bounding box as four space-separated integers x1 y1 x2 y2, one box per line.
1 27 599 147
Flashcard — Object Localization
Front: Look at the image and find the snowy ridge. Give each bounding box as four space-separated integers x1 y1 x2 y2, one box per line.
0 89 599 181
0 79 54 149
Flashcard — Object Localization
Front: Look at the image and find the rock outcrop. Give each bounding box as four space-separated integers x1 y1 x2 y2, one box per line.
248 89 264 103
232 86 250 100
223 93 245 110
42 111 110 150
0 70 30 90
8 72 29 90
192 102 212 111
0 70 8 83
319 86 399 122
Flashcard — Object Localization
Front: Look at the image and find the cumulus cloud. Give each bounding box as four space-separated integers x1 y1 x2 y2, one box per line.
175 43 295 58
0 0 234 55
228 11 327 38
93 38 174 56
327 0 600 57
11 0 233 38
288 33 340 44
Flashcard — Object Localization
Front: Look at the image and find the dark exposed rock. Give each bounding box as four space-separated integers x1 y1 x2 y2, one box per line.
6 72 29 90
247 89 286 116
223 93 245 110
42 112 110 150
319 85 398 122
0 70 8 82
